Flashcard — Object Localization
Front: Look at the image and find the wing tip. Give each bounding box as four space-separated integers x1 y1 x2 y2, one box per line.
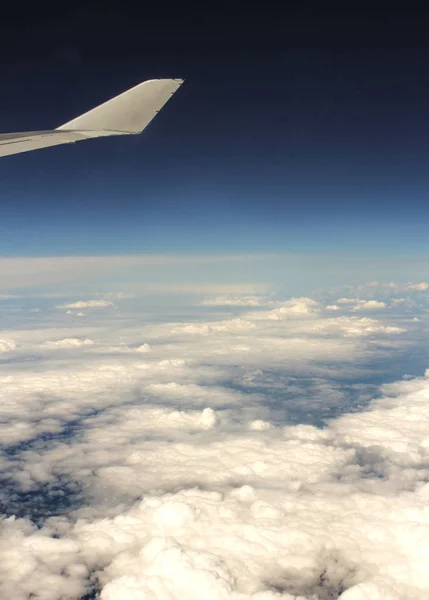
141 77 185 90
56 77 185 133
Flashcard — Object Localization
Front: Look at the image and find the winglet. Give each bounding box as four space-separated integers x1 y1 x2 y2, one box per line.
57 78 184 134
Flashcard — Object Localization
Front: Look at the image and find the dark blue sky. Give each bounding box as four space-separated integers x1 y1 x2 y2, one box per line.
1 5 429 256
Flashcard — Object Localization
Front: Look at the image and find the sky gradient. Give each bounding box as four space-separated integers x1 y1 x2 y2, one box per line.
1 6 429 261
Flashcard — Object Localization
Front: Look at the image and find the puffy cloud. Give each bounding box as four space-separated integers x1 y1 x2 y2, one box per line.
352 300 387 311
310 316 405 337
247 298 320 321
0 292 425 599
135 343 152 353
4 367 429 598
171 317 256 335
249 419 272 431
59 300 114 309
325 304 340 311
325 282 429 318
0 517 88 600
408 282 429 291
0 338 16 352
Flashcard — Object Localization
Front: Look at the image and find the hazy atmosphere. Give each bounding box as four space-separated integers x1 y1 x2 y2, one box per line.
1 5 429 600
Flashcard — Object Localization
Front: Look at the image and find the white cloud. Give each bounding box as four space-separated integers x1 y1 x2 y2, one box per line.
40 338 94 349
0 338 16 353
4 369 429 598
249 419 272 431
247 298 320 321
135 343 152 353
171 317 256 335
59 300 114 309
0 292 425 599
311 316 405 337
326 304 340 311
336 298 357 304
352 300 386 311
408 282 429 291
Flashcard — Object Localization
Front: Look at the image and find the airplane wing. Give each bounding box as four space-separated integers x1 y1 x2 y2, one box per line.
0 78 184 158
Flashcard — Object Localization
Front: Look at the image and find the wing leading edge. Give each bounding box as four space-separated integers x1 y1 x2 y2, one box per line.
0 78 184 158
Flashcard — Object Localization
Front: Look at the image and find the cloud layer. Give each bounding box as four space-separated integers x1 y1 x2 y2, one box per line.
0 292 428 599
